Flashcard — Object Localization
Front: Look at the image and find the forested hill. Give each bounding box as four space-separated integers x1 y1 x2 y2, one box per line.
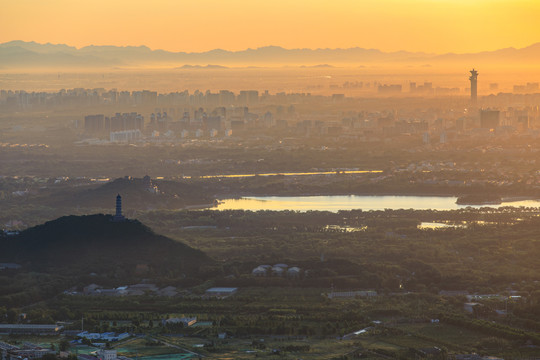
0 214 211 276
48 177 214 210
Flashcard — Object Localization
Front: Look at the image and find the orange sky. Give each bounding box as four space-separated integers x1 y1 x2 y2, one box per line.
1 0 539 53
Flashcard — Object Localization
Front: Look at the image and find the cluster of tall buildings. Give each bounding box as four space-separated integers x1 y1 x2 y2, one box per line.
84 113 144 133
81 102 539 144
5 68 540 144
513 82 539 93
83 104 267 140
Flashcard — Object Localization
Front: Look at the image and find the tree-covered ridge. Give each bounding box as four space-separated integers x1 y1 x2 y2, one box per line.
0 214 211 275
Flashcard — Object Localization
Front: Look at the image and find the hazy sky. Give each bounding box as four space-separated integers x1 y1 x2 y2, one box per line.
2 0 539 53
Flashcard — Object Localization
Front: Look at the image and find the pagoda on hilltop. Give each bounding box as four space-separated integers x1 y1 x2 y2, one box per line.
113 194 126 222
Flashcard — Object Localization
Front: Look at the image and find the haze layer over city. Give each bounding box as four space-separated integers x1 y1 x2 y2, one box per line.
1 1 540 359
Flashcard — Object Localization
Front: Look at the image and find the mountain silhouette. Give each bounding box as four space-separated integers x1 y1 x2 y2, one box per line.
2 41 540 69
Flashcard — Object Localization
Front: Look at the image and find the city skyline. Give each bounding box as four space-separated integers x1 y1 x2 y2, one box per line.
2 0 540 54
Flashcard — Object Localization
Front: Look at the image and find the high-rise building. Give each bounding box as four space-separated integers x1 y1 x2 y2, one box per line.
85 112 144 135
204 116 222 130
469 69 478 106
84 114 105 133
108 112 144 132
238 90 259 105
480 109 500 130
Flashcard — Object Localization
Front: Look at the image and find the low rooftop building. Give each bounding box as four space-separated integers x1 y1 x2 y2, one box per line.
205 287 238 298
287 267 301 278
0 341 55 360
252 266 267 276
162 317 197 327
0 324 63 335
97 349 117 360
327 290 377 299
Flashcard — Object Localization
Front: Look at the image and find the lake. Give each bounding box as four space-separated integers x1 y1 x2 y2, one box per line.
212 195 540 212
184 169 383 179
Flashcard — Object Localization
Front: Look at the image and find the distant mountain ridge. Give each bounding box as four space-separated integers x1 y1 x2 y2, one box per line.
1 40 540 69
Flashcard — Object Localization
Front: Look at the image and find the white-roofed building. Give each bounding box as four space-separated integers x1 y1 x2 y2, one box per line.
272 266 285 276
287 267 301 278
252 266 267 276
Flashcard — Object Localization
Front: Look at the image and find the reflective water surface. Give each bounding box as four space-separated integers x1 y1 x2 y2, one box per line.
213 195 540 212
